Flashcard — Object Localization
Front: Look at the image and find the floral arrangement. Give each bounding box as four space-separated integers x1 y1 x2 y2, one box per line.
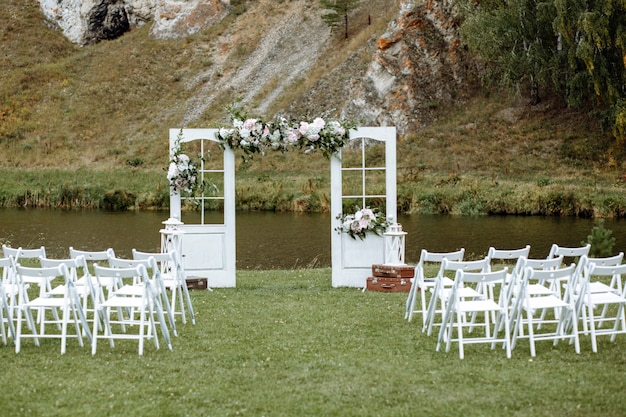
167 129 203 195
215 105 357 161
335 207 392 240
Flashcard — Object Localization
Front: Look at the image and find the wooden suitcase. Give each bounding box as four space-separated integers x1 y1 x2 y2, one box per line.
186 277 208 290
366 276 412 292
371 264 415 279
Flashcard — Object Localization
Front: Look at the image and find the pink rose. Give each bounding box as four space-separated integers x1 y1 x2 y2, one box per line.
243 119 257 130
312 117 325 129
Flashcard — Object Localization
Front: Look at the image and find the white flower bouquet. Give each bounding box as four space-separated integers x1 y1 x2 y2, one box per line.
336 207 392 240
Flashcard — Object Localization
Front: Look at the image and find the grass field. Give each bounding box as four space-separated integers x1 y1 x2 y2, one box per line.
2 268 626 416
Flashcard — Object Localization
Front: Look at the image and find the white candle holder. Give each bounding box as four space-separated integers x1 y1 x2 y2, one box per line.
383 223 407 265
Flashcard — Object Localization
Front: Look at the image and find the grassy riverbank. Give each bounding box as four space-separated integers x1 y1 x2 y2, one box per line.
2 268 625 416
2 96 626 217
4 2 626 217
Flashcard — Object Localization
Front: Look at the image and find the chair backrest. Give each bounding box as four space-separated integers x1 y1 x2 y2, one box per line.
521 255 564 271
419 248 465 264
93 264 149 287
441 257 490 275
416 249 465 280
132 249 179 278
0 257 12 269
548 244 590 260
522 264 576 296
69 247 115 263
40 256 89 282
487 245 531 261
15 264 70 292
2 245 46 266
132 249 176 265
455 267 509 285
586 252 624 267
109 256 158 275
0 256 16 283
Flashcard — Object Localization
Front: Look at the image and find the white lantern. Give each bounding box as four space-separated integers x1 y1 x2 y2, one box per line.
383 223 407 266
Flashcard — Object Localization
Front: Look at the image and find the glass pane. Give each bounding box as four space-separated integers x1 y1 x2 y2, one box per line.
364 139 385 167
341 138 363 168
341 197 365 214
362 197 386 212
365 170 386 196
203 172 224 198
204 140 224 170
342 170 363 196
182 140 203 162
204 206 224 222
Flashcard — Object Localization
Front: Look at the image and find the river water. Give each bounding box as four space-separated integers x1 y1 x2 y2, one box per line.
1 208 624 269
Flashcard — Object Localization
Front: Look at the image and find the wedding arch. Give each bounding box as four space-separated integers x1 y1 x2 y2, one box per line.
165 122 397 288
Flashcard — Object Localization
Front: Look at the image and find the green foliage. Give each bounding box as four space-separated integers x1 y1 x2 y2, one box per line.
460 0 626 142
583 219 616 257
320 0 361 39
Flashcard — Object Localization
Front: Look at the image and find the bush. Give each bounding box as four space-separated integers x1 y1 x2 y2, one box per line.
582 219 616 257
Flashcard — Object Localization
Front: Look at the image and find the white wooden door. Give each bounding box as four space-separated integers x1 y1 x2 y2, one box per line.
169 128 236 287
330 127 397 287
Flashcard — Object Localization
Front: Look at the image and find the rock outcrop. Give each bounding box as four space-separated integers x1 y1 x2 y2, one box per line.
38 0 228 45
344 0 469 133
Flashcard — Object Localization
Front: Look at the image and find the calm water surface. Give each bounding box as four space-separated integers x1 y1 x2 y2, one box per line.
1 208 625 269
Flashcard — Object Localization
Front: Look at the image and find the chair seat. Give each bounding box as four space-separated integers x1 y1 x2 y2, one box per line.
456 299 502 313
527 283 557 296
522 294 569 310
27 296 70 308
100 295 148 309
584 291 626 306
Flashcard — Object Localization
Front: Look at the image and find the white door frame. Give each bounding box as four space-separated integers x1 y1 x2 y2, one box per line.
330 127 397 287
168 128 236 288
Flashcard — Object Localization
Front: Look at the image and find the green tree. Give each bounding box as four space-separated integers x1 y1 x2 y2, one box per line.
460 0 626 142
320 0 361 39
459 0 559 104
553 0 626 141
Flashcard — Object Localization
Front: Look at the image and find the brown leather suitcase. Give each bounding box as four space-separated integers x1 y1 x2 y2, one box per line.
186 277 208 290
371 264 415 279
366 276 412 292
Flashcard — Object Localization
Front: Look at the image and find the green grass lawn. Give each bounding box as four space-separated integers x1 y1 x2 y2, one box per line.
2 268 626 416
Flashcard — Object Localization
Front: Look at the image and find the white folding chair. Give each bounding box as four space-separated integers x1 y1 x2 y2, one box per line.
577 253 625 294
14 264 91 354
69 247 115 264
405 248 465 324
424 257 490 335
548 243 590 263
2 245 47 266
0 254 20 319
0 258 17 345
92 264 172 355
487 245 531 274
437 268 511 359
3 245 50 294
133 249 196 325
69 247 117 297
573 262 626 352
511 264 580 357
41 256 105 327
108 256 177 336
499 256 566 336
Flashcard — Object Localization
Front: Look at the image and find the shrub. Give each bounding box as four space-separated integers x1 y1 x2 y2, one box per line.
582 219 616 257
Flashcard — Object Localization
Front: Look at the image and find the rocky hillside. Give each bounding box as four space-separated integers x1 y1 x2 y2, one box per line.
1 0 477 169
38 0 469 132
